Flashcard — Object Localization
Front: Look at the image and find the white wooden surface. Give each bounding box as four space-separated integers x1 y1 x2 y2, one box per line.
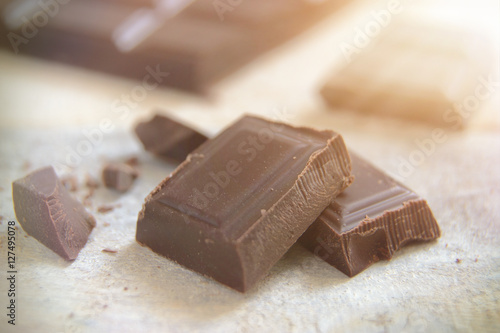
0 0 499 332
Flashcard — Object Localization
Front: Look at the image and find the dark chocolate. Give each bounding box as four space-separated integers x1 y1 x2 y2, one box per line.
136 115 352 291
12 166 96 260
0 0 350 92
300 153 441 277
102 162 138 192
97 205 115 214
135 114 208 163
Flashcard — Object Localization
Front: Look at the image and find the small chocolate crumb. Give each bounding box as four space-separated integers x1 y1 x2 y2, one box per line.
85 174 100 189
0 215 3 222
22 161 31 170
125 156 139 167
456 258 462 264
61 175 79 192
102 248 118 253
12 166 95 260
123 287 128 291
83 192 93 207
102 162 139 192
135 114 208 162
68 313 74 319
97 205 115 214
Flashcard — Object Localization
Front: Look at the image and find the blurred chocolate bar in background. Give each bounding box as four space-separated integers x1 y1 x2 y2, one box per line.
0 0 350 92
321 17 493 129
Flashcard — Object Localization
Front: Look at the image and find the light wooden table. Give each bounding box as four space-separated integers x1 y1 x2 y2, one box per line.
0 0 499 332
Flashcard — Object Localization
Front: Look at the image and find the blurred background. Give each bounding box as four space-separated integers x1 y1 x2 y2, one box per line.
0 0 498 132
0 0 499 332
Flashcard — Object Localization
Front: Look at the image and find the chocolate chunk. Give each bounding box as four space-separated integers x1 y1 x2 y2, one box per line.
102 162 139 192
321 20 490 128
85 174 100 190
136 115 352 291
300 153 441 277
97 205 115 214
12 166 96 261
61 175 78 192
0 0 349 91
125 156 139 167
135 114 208 163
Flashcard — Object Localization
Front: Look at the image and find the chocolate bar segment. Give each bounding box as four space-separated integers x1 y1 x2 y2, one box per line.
300 153 440 277
102 162 139 192
321 19 490 128
12 166 96 261
135 114 208 162
0 0 350 91
136 115 352 291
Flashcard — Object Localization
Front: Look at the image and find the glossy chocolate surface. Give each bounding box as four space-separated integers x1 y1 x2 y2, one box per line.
136 115 352 291
300 153 441 276
135 114 208 162
12 166 96 260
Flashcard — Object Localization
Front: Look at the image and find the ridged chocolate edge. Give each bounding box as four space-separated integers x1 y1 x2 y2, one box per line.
303 199 440 277
235 133 353 290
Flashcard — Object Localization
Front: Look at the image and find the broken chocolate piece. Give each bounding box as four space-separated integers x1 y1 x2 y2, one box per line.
12 166 96 261
125 156 139 167
102 162 138 192
300 153 440 277
135 114 208 163
0 0 349 91
136 115 352 291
